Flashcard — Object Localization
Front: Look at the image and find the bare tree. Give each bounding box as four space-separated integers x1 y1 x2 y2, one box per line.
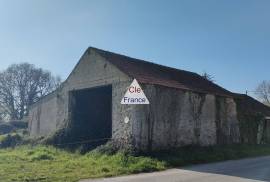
202 72 215 83
255 81 270 106
0 63 61 120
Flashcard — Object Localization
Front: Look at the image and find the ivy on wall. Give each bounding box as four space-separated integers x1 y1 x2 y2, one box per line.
235 98 265 144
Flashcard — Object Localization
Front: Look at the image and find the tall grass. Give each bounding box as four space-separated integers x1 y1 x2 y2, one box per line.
1 144 270 181
0 145 166 182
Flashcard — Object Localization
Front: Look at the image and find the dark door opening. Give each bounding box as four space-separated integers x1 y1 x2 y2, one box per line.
70 85 112 149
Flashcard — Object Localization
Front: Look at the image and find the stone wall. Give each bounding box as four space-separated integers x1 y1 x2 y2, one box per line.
235 97 270 144
29 48 241 151
132 85 240 151
29 49 133 145
215 96 240 144
111 81 136 148
29 93 58 136
265 120 270 143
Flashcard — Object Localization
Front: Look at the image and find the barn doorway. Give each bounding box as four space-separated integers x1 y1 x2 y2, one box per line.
69 85 112 149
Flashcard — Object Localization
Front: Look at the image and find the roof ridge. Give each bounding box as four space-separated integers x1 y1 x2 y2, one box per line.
91 47 233 97
89 47 202 77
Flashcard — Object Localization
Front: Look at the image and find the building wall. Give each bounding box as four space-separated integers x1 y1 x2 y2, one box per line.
29 93 58 136
132 85 240 151
265 120 270 143
29 49 133 142
29 49 240 151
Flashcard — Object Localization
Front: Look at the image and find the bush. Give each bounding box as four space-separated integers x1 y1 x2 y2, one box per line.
93 141 119 155
0 123 14 135
0 133 22 148
29 150 55 161
0 121 28 135
21 129 29 135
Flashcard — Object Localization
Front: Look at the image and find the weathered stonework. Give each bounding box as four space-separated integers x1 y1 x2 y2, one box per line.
29 49 133 146
29 93 58 136
132 85 240 151
28 47 246 152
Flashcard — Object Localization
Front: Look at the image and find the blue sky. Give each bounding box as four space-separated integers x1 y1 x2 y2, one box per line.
0 0 269 95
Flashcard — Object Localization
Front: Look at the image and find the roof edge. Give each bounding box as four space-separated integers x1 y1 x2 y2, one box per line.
90 47 234 98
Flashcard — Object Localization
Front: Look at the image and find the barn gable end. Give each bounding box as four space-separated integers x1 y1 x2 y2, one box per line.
29 48 133 142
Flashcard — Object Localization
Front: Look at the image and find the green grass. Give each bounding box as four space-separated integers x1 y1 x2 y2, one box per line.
0 145 165 182
1 144 270 182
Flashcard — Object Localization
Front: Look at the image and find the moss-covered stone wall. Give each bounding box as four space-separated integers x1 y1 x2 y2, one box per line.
132 85 240 152
234 98 266 144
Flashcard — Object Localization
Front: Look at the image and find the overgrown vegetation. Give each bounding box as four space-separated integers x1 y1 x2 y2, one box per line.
0 121 30 148
40 126 113 153
234 97 267 144
1 119 270 182
0 133 23 148
0 145 165 182
0 122 34 149
238 113 265 144
1 144 270 181
0 121 28 135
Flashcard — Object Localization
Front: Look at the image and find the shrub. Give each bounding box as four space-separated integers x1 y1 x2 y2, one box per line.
0 123 14 135
93 141 119 155
21 129 29 135
30 151 55 161
0 133 22 148
26 146 56 161
0 121 28 135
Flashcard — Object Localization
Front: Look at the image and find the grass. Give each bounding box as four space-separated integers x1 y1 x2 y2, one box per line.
1 144 270 182
0 145 165 182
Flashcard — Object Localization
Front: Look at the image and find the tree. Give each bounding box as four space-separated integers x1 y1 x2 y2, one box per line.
202 72 215 83
255 80 270 106
0 63 61 120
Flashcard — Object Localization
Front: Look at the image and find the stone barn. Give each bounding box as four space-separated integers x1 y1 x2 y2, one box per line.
28 47 270 151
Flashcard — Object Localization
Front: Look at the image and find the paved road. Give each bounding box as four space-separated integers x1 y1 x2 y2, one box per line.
80 156 270 182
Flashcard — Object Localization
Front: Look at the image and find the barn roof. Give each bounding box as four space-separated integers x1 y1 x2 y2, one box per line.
92 47 234 97
234 94 270 116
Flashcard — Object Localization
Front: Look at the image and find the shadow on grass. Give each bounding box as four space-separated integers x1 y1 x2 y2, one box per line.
146 144 270 181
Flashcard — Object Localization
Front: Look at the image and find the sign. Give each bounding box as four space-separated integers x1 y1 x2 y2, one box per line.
121 79 149 104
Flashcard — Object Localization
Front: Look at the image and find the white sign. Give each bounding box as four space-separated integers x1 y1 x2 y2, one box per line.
121 79 149 104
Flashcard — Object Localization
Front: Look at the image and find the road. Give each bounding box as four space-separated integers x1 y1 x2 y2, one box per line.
80 156 270 182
